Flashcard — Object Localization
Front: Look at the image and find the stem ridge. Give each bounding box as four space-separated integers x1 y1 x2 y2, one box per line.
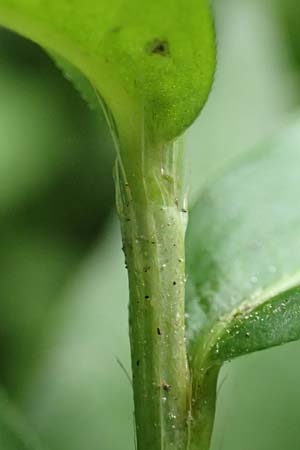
116 138 190 450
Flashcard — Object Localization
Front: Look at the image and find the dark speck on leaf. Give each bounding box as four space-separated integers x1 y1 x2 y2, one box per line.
136 360 140 366
146 39 170 56
111 26 122 33
157 327 161 335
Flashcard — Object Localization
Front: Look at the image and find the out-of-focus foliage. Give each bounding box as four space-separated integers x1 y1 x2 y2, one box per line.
1 0 300 450
0 27 115 395
279 0 300 67
0 389 41 450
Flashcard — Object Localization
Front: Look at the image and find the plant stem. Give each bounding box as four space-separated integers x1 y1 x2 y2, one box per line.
115 136 190 450
190 364 220 450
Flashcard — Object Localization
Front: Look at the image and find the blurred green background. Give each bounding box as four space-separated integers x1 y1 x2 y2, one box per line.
1 0 300 449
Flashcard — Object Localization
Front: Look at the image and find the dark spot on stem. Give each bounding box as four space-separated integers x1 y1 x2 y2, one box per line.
157 327 161 335
145 295 150 300
162 382 171 392
136 360 140 366
146 39 170 56
173 281 177 286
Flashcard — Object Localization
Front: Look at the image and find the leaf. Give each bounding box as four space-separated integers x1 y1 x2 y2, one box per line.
0 388 42 450
209 286 300 363
185 119 300 448
0 0 215 144
186 119 300 366
49 52 101 114
49 53 119 141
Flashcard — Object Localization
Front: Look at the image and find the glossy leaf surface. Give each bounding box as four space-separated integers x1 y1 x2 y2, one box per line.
186 120 300 365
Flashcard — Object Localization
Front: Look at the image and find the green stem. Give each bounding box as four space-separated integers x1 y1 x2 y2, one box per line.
115 136 190 450
190 364 220 450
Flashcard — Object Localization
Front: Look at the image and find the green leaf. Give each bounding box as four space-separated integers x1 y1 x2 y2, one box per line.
186 119 300 365
49 52 101 114
185 119 300 448
49 53 119 140
0 0 216 145
0 388 42 450
209 286 300 363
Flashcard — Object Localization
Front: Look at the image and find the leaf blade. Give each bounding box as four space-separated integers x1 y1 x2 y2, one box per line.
186 119 300 449
210 286 300 364
0 0 215 143
186 120 300 362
